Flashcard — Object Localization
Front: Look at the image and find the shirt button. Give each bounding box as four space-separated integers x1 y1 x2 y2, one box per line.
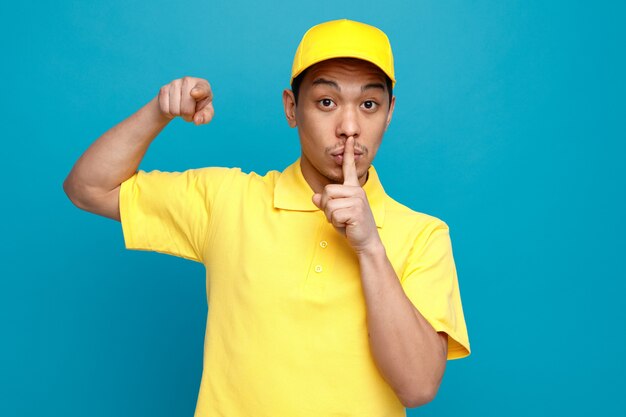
320 241 328 248
314 265 323 273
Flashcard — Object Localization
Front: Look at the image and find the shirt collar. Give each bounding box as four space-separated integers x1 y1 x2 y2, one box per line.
274 158 386 228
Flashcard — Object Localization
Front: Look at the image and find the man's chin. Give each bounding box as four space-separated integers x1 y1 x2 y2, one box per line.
324 167 370 186
324 174 344 184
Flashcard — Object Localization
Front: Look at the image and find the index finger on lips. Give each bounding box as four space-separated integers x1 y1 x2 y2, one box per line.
343 136 359 186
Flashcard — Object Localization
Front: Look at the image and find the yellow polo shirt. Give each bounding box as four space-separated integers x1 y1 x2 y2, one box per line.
120 159 470 417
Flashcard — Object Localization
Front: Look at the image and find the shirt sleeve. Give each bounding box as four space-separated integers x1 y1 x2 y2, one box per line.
119 167 236 263
400 220 471 360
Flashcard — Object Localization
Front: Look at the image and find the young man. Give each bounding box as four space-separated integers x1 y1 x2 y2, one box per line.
64 19 470 416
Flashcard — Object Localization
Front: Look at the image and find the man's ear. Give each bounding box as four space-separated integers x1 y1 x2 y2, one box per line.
385 95 396 131
283 89 297 128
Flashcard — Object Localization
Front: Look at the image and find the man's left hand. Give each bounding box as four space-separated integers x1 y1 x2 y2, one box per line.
312 137 381 254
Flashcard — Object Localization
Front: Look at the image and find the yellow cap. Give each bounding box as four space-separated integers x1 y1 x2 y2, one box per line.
291 19 396 87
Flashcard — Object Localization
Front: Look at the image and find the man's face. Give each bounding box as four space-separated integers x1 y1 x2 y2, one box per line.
283 58 395 192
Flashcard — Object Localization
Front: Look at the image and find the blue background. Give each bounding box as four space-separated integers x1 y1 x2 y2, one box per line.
1 1 624 415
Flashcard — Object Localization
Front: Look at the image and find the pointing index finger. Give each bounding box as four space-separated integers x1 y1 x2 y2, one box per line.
343 136 359 186
190 81 214 125
190 81 213 102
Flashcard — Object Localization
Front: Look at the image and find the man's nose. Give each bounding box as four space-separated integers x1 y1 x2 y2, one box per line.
336 106 360 139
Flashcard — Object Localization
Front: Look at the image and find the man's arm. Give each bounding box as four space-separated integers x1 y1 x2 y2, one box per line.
312 137 448 408
63 77 214 221
356 244 448 408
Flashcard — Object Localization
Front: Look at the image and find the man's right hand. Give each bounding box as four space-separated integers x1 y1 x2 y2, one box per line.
64 76 216 221
157 77 214 125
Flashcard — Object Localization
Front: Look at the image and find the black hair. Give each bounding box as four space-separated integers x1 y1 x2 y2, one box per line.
291 69 394 107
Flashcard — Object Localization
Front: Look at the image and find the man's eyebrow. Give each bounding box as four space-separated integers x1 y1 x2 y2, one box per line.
312 78 340 90
362 82 386 92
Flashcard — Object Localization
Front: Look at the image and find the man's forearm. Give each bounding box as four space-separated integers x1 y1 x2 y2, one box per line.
358 242 447 408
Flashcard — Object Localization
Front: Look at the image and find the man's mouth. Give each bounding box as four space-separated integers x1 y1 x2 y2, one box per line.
332 153 363 165
330 147 364 157
328 143 367 165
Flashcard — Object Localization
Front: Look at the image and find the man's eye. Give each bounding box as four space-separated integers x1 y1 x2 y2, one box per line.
362 100 378 110
319 98 335 108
